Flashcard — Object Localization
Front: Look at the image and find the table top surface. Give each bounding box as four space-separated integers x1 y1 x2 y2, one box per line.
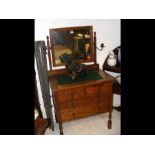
49 70 114 90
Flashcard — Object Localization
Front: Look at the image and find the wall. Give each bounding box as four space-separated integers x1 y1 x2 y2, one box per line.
35 19 121 118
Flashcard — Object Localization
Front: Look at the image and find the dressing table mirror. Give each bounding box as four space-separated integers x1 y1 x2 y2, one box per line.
49 26 94 67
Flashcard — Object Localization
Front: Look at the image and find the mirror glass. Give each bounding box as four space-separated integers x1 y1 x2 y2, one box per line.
49 26 94 66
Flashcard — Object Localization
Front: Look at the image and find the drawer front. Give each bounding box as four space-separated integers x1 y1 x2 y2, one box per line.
57 89 72 102
60 109 75 122
72 87 85 99
85 85 98 95
75 95 98 106
75 104 98 118
59 101 73 110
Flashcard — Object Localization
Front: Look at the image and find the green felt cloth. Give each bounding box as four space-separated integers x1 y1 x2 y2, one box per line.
57 71 102 85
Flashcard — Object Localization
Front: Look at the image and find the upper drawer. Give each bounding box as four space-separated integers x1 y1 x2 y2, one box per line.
71 87 85 98
85 85 98 95
57 89 72 102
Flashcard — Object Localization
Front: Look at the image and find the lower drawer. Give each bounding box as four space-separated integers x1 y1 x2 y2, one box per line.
75 104 98 119
60 109 75 122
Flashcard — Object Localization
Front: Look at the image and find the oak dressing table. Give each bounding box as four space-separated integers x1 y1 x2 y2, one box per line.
47 26 114 134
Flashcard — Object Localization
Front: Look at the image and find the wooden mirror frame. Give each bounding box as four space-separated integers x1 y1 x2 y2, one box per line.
47 26 96 68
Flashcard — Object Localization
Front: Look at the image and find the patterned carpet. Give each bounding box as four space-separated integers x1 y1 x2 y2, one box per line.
45 109 120 135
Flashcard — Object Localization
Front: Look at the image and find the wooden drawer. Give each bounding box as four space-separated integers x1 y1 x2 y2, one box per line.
72 87 85 99
85 85 98 95
56 80 113 123
74 95 98 106
57 89 72 102
75 104 98 118
60 109 75 122
59 101 73 110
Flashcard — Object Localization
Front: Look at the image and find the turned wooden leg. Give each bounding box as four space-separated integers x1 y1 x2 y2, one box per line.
108 111 112 129
59 122 64 135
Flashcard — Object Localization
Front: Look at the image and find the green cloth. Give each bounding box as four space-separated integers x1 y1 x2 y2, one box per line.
57 71 102 85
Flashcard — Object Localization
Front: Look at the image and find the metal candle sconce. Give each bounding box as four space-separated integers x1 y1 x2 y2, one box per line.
96 43 105 51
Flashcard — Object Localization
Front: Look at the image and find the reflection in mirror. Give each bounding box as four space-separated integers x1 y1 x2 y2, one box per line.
49 26 93 66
